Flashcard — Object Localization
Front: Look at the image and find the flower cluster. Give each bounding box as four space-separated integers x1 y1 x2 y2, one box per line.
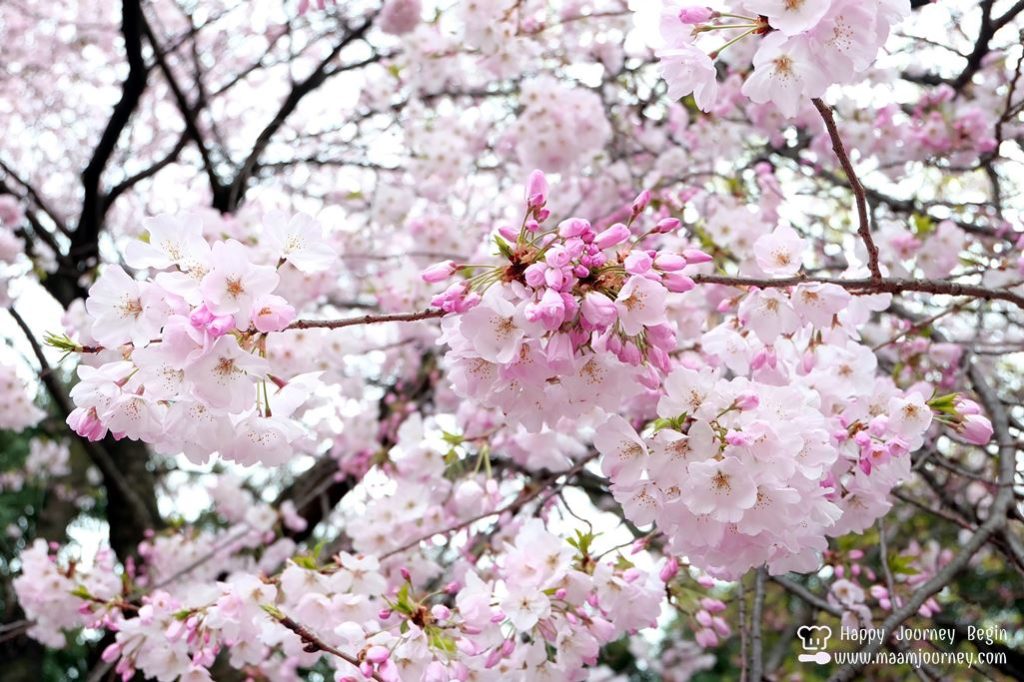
656 0 910 116
427 172 710 432
0 357 45 431
13 539 121 648
18 368 674 680
62 212 336 465
908 84 1000 165
511 76 613 173
593 285 993 578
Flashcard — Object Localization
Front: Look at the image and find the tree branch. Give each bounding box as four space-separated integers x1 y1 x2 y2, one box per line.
74 0 150 263
811 98 882 280
287 309 445 331
691 273 1024 309
224 11 378 210
6 308 161 561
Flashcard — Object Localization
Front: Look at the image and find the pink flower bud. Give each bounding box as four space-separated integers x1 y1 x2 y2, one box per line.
484 648 502 669
695 610 713 627
655 217 681 233
431 605 452 621
695 628 718 648
67 407 108 442
366 645 390 664
735 393 759 410
662 273 695 293
422 260 458 283
700 597 726 613
624 250 652 274
959 414 993 444
725 430 749 446
654 253 688 271
400 567 411 582
581 291 617 327
955 397 981 415
594 223 631 250
632 189 652 214
558 218 588 238
683 248 713 264
252 295 296 333
525 169 548 208
678 6 714 23
660 557 680 583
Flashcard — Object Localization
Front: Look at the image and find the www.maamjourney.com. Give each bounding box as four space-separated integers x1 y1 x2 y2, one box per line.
829 649 1007 669
840 625 1008 647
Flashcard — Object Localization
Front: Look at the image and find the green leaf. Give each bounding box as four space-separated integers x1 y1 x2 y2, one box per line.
494 235 514 259
427 626 457 655
70 585 92 600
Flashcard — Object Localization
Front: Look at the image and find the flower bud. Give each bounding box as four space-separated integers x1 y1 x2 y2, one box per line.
525 169 548 208
663 273 696 293
678 6 714 23
625 251 652 275
252 295 296 333
735 393 759 410
581 291 617 327
654 253 688 271
631 189 652 214
655 217 681 233
683 248 713 264
594 223 631 250
959 414 993 444
659 556 680 583
421 260 458 284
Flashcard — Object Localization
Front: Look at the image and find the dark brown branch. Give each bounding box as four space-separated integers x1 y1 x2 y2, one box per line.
287 309 445 331
691 273 1024 309
140 11 222 197
7 308 161 561
104 130 190 208
811 98 882 280
263 607 382 680
75 0 150 262
750 567 766 682
224 11 378 210
0 159 71 237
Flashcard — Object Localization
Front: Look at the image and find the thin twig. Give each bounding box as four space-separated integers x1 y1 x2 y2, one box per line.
263 606 382 681
691 273 1024 309
750 566 766 682
381 453 598 558
811 98 882 280
287 309 445 331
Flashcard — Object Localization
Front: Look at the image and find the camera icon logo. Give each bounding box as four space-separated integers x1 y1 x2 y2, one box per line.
796 625 832 664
